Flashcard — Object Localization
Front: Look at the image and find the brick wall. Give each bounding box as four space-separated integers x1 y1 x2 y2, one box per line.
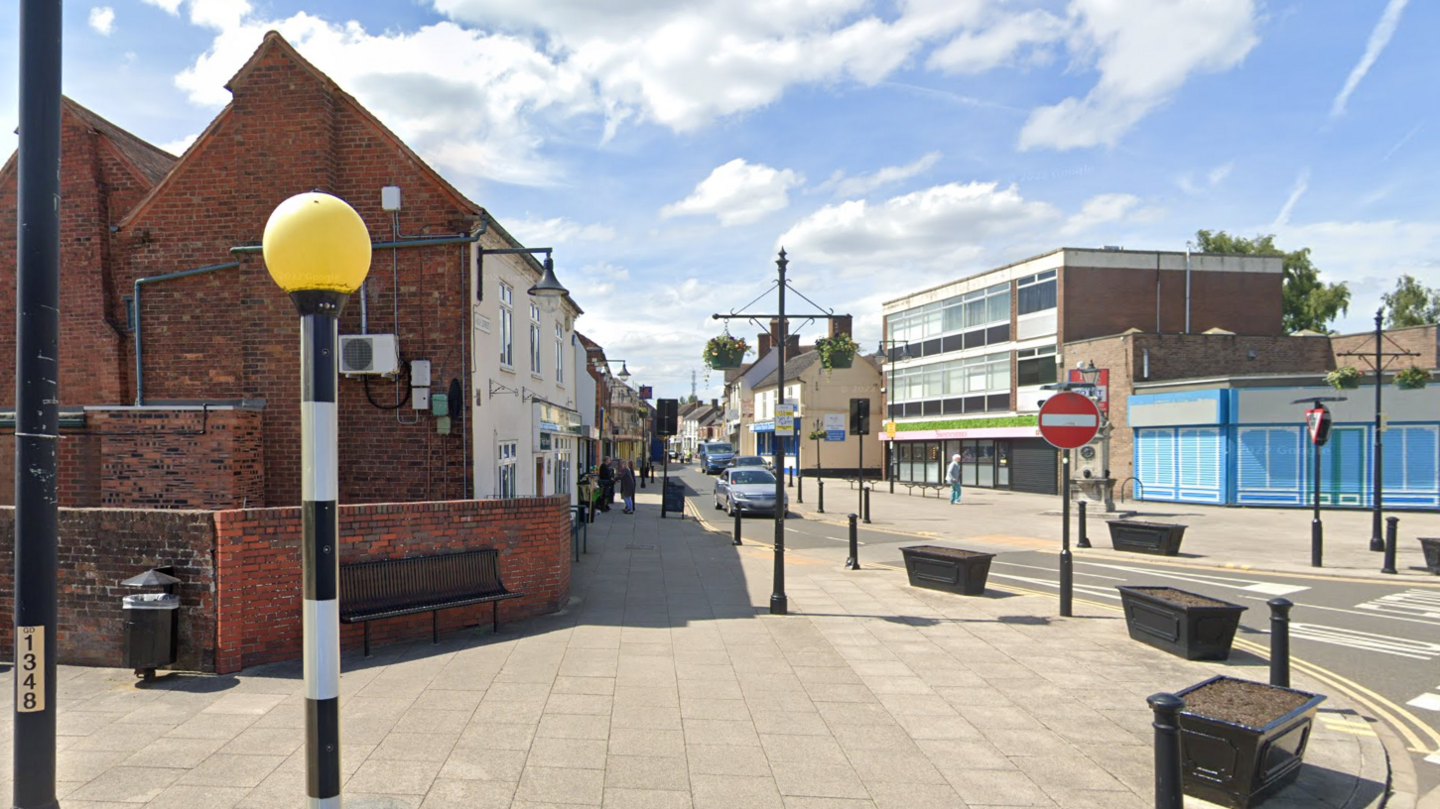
1064 332 1336 482
1061 265 1284 341
0 407 264 509
1331 324 1439 370
212 496 571 673
0 508 217 671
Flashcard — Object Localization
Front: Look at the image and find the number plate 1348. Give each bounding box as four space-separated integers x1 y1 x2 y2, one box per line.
17 625 44 713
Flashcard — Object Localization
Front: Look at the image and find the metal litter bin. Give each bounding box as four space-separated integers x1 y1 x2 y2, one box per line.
120 567 182 681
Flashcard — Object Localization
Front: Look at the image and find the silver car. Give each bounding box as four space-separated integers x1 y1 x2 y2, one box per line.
713 467 787 516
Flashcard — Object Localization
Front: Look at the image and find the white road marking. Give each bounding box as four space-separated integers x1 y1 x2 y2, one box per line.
1356 590 1440 621
1079 562 1310 597
988 572 1120 600
1286 622 1440 661
1237 595 1440 630
1405 693 1440 712
1427 752 1440 766
994 561 1126 581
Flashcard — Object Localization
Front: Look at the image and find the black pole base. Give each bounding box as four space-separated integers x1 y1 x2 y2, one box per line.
1076 501 1091 549
770 594 788 615
1369 536 1385 552
1382 516 1399 574
1310 519 1323 568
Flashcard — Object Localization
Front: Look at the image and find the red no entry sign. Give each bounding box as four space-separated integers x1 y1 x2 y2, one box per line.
1038 392 1101 450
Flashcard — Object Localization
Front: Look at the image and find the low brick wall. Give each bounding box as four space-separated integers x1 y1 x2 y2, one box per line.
0 497 570 674
0 508 218 671
212 496 572 673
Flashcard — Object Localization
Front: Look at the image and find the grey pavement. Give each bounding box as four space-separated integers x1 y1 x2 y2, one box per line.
0 485 1395 808
779 472 1440 582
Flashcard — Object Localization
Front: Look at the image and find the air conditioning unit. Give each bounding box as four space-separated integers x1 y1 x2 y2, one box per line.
339 334 399 376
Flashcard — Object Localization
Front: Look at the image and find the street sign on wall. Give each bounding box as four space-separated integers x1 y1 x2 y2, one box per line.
823 412 846 441
1066 368 1109 414
1038 392 1101 450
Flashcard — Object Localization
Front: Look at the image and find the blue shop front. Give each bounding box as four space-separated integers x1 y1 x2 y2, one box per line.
1130 384 1439 509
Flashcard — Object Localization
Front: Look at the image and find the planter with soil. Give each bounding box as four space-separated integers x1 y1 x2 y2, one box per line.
900 545 995 596
1106 520 1186 555
1175 675 1326 809
1116 586 1247 661
1420 537 1440 575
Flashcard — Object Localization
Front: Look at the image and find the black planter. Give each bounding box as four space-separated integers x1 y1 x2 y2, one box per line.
1116 586 1246 661
1420 537 1440 575
900 545 995 596
1107 520 1186 555
1175 676 1326 809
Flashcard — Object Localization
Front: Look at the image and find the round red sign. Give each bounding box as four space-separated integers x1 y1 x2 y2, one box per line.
1038 392 1102 450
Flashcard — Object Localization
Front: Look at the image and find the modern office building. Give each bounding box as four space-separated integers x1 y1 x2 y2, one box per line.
880 247 1284 494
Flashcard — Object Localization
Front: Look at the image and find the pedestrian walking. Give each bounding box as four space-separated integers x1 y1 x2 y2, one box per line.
619 460 637 514
947 453 963 504
598 457 615 512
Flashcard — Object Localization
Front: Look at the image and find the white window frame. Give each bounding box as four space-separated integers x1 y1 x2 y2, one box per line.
555 323 565 384
499 282 514 369
497 440 518 498
529 303 542 375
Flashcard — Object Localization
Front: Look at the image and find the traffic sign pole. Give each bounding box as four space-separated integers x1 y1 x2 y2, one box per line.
1038 393 1101 619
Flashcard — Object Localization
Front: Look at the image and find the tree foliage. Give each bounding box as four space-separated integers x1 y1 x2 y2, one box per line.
1195 230 1351 333
1381 274 1440 328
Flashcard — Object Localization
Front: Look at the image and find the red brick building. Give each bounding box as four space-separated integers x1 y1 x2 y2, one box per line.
0 32 540 508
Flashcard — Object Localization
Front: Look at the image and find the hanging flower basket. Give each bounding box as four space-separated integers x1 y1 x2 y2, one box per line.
704 334 750 370
1396 366 1430 390
815 333 859 376
1325 366 1361 390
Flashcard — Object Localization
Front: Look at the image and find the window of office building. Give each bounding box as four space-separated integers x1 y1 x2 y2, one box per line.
1017 270 1057 315
1016 344 1057 386
888 282 1010 349
892 352 1010 403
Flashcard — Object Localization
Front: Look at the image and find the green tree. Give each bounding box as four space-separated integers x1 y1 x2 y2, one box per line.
1381 274 1440 327
1195 230 1351 333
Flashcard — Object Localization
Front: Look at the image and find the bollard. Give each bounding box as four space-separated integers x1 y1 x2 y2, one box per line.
733 507 742 546
1268 598 1292 687
817 479 825 513
846 513 860 570
1382 516 1399 575
1148 693 1186 809
863 486 871 524
797 473 804 504
1077 499 1091 548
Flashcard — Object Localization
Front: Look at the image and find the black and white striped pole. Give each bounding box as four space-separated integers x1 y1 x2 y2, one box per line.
263 192 372 809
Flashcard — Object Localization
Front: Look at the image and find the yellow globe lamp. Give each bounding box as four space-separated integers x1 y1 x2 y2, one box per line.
262 192 373 293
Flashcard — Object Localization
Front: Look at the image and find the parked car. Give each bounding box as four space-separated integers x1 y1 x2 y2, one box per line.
729 455 771 470
699 441 736 474
713 467 786 516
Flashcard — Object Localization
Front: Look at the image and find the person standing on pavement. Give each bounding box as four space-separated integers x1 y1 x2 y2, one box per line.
947 453 963 504
598 457 615 512
619 460 637 514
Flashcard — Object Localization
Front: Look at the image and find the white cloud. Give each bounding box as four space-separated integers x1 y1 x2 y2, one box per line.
1274 219 1440 333
1177 160 1233 195
1061 192 1141 236
1331 0 1409 119
507 217 616 246
1207 162 1233 187
1020 0 1259 151
158 133 198 156
778 181 1059 271
1271 167 1310 230
140 0 182 13
817 152 942 198
660 159 802 226
88 6 116 36
928 9 1067 74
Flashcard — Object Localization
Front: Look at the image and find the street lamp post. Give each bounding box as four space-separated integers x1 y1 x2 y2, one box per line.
14 2 63 806
263 191 373 809
878 339 912 493
1369 310 1385 553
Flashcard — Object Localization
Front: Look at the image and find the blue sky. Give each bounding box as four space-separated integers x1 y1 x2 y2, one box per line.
2 0 1437 401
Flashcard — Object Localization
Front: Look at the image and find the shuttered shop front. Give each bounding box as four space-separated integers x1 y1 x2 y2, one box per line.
1010 439 1057 495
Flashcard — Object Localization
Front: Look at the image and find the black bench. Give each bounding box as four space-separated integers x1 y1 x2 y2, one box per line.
339 549 523 657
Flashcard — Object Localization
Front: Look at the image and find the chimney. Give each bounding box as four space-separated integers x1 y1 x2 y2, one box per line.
829 315 853 340
758 332 772 359
711 398 718 408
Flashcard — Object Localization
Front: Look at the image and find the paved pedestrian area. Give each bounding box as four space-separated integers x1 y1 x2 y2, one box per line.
1 489 1391 807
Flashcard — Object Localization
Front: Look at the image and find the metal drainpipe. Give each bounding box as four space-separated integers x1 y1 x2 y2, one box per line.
1184 242 1192 334
134 262 241 405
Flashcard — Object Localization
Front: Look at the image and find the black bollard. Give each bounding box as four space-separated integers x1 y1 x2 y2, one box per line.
797 472 803 504
1382 516 1399 575
733 507 742 546
846 513 860 570
863 486 871 524
817 479 825 513
1268 598 1292 687
1077 499 1091 548
1148 693 1186 809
